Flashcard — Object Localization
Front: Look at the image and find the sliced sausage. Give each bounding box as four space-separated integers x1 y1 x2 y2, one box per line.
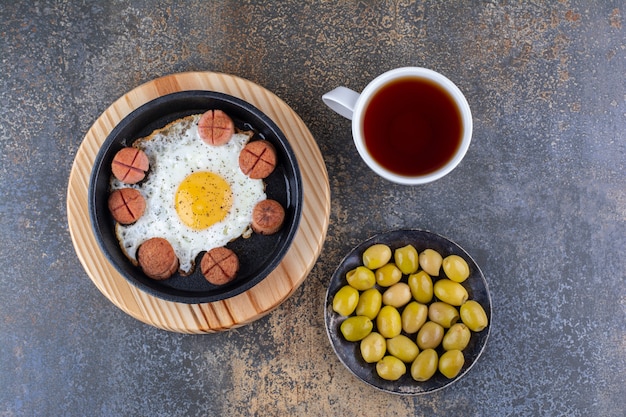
239 140 277 179
201 247 239 285
111 147 149 184
198 109 235 146
137 237 179 280
251 199 285 235
108 188 146 224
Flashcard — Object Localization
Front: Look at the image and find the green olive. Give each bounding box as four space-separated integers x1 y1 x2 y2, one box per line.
340 316 373 342
382 282 412 308
376 356 406 381
362 244 392 270
416 321 444 350
394 244 419 275
428 301 460 328
442 255 470 283
386 334 419 363
355 288 382 320
438 349 464 379
375 263 402 287
442 323 471 351
408 270 433 304
346 266 376 291
418 249 442 276
376 305 402 338
360 332 386 363
460 300 488 332
332 285 359 316
410 348 438 382
433 279 468 306
401 301 428 334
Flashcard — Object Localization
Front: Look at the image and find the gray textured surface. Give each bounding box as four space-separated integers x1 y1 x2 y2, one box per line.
1 1 624 416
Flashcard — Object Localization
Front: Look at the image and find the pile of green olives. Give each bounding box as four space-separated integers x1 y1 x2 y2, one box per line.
332 244 488 382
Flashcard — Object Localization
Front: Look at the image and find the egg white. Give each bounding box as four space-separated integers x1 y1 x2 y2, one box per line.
110 114 267 274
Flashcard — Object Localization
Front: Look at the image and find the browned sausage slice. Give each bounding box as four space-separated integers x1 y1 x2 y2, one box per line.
251 199 285 235
201 247 239 285
107 188 146 224
198 109 235 146
137 237 179 280
111 147 149 184
239 140 277 179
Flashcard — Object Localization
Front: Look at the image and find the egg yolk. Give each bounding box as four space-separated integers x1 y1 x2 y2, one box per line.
175 172 233 230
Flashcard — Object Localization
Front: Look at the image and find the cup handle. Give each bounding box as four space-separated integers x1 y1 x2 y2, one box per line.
322 87 360 120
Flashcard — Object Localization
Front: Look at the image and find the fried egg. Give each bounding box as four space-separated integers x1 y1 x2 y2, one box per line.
110 114 266 273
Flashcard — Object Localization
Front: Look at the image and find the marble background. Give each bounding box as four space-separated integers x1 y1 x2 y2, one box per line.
0 1 624 416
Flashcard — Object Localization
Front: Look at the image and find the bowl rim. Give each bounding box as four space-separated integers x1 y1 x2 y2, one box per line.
88 90 303 304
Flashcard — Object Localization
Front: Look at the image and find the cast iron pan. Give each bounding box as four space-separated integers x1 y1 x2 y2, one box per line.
89 91 303 304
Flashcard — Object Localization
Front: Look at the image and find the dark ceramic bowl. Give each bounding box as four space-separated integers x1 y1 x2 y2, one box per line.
89 91 303 304
325 229 491 395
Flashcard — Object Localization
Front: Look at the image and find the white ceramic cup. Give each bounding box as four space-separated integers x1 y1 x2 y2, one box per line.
322 67 472 185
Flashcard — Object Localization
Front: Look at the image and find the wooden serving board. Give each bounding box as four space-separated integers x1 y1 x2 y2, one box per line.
67 72 330 333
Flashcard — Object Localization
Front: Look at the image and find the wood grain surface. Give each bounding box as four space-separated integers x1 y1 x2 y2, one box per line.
67 72 330 333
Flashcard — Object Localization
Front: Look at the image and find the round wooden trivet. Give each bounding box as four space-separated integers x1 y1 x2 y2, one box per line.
67 72 330 333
